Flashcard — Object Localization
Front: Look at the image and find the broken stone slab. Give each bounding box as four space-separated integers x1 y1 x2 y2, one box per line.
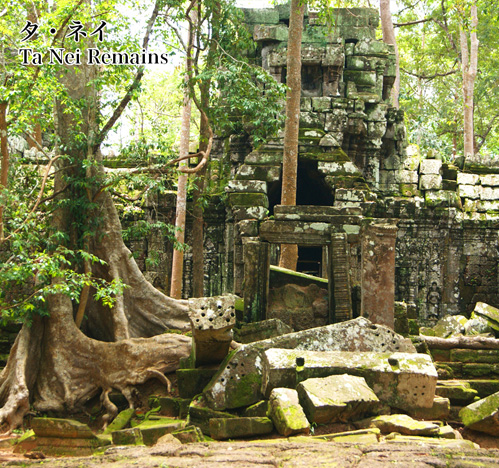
297 374 380 423
112 427 143 446
261 348 437 410
203 317 416 411
472 302 499 335
420 315 467 339
31 418 96 439
356 414 439 436
150 396 191 419
187 397 237 434
244 400 270 418
135 419 186 446
188 295 238 366
171 426 204 444
177 368 218 398
210 417 274 440
233 319 293 344
437 425 459 439
436 380 479 405
269 388 310 437
464 313 494 336
406 396 450 421
460 391 499 435
17 435 111 457
103 408 135 435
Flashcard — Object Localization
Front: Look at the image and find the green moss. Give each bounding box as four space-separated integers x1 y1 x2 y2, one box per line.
227 372 262 408
228 193 269 208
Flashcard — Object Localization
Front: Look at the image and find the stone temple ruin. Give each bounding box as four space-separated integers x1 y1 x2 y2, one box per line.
10 3 499 457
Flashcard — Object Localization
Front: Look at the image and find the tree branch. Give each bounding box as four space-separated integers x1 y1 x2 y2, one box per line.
394 18 432 27
92 0 161 153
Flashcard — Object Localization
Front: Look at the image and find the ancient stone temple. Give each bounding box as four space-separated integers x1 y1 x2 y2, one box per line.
128 5 499 333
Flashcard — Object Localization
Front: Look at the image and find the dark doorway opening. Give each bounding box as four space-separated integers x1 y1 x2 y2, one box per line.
297 245 323 277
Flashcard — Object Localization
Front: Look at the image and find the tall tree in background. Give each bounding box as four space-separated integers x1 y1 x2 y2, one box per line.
459 0 478 159
380 0 400 108
279 0 305 271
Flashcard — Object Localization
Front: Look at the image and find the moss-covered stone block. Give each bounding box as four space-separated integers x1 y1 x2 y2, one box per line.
408 396 450 421
451 349 499 364
188 399 237 434
343 70 377 87
244 400 270 418
245 151 282 166
137 419 186 446
400 184 420 197
111 427 144 446
462 363 499 378
253 24 288 42
269 388 310 437
236 164 281 182
171 425 204 444
241 8 279 24
436 381 478 405
31 418 95 439
150 396 191 419
210 416 274 440
228 192 269 208
103 408 135 435
177 368 218 399
357 414 439 436
460 391 499 435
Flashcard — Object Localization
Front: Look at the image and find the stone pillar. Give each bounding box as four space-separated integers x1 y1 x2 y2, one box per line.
361 223 397 329
243 239 270 323
328 232 353 323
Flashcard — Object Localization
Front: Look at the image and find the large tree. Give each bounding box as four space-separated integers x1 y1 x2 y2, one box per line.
0 0 192 431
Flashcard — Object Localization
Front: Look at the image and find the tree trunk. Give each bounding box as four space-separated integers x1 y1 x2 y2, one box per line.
279 0 305 271
460 2 478 159
0 101 8 241
380 0 400 108
170 4 197 299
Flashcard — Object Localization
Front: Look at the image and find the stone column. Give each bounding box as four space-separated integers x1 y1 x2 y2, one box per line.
361 223 397 329
243 239 270 323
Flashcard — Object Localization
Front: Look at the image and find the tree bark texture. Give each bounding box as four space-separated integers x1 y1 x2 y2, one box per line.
380 0 400 108
170 4 196 299
460 2 478 159
279 0 305 271
0 101 8 240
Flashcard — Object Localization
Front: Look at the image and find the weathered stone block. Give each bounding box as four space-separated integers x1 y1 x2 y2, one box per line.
210 417 273 440
398 170 419 184
188 295 237 367
241 8 279 24
354 39 389 57
103 408 135 435
245 151 282 166
436 381 478 405
425 190 461 208
451 349 499 364
407 396 450 421
480 174 499 186
232 206 268 221
253 24 288 42
234 319 293 344
31 418 95 439
457 173 479 185
357 414 439 436
477 200 499 212
112 427 143 446
399 184 419 197
137 419 186 446
420 159 442 175
261 348 437 410
419 174 442 190
458 184 480 199
460 391 499 435
344 70 377 87
473 302 499 333
442 179 458 191
226 180 267 194
188 399 237 435
171 425 204 444
204 317 415 411
442 164 458 180
480 186 499 200
244 400 270 418
151 397 191 419
318 161 361 176
297 374 380 424
269 388 310 436
311 97 332 111
228 192 269 208
319 133 340 147
235 164 280 182
308 428 380 444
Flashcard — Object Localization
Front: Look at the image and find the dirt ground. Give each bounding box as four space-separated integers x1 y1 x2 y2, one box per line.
2 438 499 468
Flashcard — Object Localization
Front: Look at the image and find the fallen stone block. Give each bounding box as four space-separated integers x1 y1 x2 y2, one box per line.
31 418 95 439
356 414 439 436
437 425 458 439
135 419 186 446
18 436 111 457
297 374 380 423
188 398 237 434
103 408 135 435
112 427 143 445
210 417 274 440
435 380 479 405
150 396 191 419
269 388 310 437
171 426 204 444
407 396 450 421
188 295 238 366
460 391 499 436
472 302 499 335
244 400 270 418
204 317 416 411
262 349 437 410
234 319 293 343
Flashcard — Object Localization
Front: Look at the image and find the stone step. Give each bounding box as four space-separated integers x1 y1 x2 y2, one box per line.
435 361 499 380
436 378 499 399
431 348 499 363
